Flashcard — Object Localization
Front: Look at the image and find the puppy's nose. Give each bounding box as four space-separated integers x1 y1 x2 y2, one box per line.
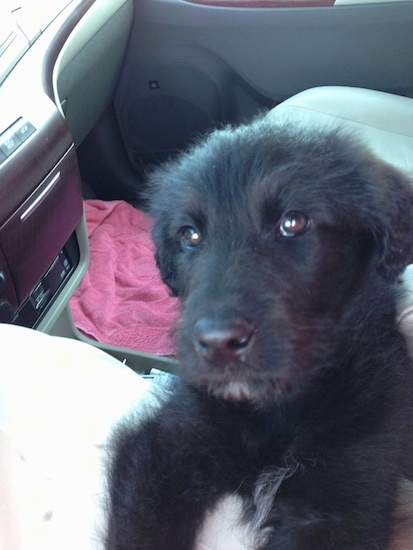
193 317 255 361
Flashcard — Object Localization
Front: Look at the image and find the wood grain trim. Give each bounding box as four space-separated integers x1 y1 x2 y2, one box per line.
0 147 83 303
183 0 334 7
20 171 61 221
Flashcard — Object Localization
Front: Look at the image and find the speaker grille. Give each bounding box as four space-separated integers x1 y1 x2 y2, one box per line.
125 95 212 155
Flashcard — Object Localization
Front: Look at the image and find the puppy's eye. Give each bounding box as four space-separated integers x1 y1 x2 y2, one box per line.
277 211 311 238
181 226 202 248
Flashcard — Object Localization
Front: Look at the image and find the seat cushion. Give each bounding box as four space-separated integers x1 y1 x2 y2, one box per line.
0 324 154 550
267 86 413 175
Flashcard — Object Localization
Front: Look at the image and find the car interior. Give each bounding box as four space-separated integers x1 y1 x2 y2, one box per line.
1 0 413 547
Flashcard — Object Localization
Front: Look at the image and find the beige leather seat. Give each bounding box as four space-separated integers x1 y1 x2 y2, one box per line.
267 86 413 176
0 324 156 550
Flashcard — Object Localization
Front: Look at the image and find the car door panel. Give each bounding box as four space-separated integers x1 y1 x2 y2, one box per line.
114 0 413 167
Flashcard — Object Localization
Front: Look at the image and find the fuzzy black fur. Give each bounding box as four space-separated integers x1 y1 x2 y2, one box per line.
106 117 413 549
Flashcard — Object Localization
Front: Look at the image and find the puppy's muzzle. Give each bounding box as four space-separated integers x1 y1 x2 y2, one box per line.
193 317 256 362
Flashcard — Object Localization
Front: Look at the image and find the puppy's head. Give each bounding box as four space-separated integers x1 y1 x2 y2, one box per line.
147 119 413 404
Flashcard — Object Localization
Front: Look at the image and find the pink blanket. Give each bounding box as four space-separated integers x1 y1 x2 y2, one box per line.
70 200 179 355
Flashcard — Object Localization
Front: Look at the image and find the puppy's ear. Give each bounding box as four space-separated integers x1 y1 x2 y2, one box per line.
373 164 413 283
145 166 183 297
152 226 181 297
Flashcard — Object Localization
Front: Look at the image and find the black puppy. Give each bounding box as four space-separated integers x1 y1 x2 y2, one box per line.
106 117 413 549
